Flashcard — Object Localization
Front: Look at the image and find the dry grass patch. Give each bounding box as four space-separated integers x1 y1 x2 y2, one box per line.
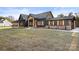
0 28 74 51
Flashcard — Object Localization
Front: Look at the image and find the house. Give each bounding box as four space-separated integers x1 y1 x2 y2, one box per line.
18 11 76 30
18 11 53 27
0 18 12 27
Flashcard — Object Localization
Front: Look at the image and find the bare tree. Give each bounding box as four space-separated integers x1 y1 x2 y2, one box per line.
75 13 79 27
68 12 73 16
8 16 15 20
57 14 64 17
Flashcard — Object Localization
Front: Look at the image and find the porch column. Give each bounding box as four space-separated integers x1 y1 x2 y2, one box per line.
63 20 64 26
57 21 59 29
53 21 54 26
42 21 44 25
33 18 35 27
48 21 50 28
57 21 59 25
35 20 37 28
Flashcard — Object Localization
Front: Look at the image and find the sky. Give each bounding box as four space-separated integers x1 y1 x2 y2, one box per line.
0 7 79 20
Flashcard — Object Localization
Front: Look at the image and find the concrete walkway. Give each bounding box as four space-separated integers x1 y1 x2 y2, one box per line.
71 28 79 32
55 28 79 50
55 27 79 33
69 32 77 50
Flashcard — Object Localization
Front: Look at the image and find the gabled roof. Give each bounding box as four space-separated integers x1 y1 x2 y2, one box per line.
0 19 5 23
19 11 75 21
19 14 28 20
29 11 53 19
48 16 75 21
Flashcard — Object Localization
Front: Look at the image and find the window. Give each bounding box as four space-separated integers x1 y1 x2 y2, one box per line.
54 21 57 26
64 20 69 26
59 20 64 26
37 21 44 25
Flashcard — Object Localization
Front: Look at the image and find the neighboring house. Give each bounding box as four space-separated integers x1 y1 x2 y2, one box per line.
0 18 12 27
18 11 76 30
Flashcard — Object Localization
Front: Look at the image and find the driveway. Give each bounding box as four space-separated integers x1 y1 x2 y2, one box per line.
71 27 79 32
55 27 79 33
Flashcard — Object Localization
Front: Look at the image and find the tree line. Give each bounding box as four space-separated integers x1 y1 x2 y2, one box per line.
0 16 14 22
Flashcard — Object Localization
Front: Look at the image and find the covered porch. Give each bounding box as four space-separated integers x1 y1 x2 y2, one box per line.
47 19 76 30
27 16 46 28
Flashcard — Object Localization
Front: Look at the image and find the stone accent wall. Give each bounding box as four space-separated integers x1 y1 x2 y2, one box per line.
59 26 65 30
66 26 71 30
45 25 72 30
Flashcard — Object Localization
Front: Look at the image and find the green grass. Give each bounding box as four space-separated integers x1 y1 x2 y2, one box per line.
0 28 78 51
0 26 12 29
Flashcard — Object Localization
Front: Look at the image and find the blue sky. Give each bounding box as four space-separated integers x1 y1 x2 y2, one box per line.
0 7 79 20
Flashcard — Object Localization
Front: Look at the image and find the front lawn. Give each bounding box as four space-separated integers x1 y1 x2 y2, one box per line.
0 26 12 29
0 28 78 51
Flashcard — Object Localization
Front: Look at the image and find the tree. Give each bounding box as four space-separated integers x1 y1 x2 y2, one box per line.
5 17 13 22
8 16 15 20
0 16 13 22
68 12 73 16
57 14 64 17
75 13 79 27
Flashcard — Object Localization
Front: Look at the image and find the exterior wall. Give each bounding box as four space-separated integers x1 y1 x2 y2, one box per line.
46 20 72 30
46 25 72 30
66 26 71 30
49 26 58 29
19 21 25 26
59 26 65 30
0 20 12 27
37 20 45 27
64 20 72 30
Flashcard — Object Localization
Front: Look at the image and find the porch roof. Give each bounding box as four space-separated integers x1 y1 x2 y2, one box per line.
48 16 75 21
